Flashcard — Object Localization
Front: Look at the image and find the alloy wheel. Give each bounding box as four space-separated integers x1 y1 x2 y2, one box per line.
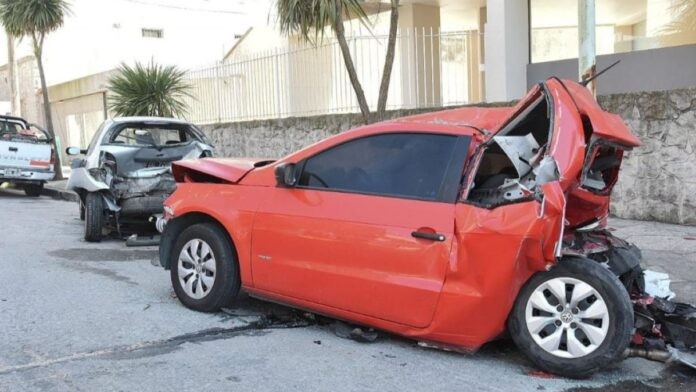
524 277 610 358
177 238 216 299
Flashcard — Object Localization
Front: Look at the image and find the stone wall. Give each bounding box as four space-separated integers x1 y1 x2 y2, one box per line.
201 107 453 158
201 88 696 226
600 88 696 225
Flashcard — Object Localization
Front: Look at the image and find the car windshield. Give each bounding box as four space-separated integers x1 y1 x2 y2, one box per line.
110 124 195 147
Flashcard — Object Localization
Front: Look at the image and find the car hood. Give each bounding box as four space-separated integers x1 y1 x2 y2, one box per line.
172 158 274 184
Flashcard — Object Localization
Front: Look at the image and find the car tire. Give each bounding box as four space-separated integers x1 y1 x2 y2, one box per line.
84 192 104 242
24 183 43 197
508 257 633 378
79 199 85 221
170 223 240 312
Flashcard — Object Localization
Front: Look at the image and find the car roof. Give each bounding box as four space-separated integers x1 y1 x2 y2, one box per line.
111 116 192 125
388 105 515 136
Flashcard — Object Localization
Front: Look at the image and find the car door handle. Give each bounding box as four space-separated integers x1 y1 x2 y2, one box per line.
411 231 446 242
8 147 18 152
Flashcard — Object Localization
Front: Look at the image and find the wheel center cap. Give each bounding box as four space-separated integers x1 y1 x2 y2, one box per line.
196 265 202 273
560 311 574 323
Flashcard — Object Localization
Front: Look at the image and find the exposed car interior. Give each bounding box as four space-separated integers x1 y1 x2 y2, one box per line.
581 142 624 194
466 93 554 206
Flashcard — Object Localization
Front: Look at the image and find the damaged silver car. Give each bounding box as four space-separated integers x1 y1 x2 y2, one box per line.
66 117 214 242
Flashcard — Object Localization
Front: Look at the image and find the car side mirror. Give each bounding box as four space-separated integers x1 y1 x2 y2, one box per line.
66 146 85 156
275 163 297 187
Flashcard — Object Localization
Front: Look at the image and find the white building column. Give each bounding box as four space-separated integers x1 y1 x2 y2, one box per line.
484 0 529 102
398 3 441 108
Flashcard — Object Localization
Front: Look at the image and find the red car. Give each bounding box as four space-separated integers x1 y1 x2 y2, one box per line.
156 78 644 377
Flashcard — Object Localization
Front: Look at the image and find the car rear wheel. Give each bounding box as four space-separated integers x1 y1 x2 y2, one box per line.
24 183 43 197
84 192 104 242
170 223 240 312
508 257 633 378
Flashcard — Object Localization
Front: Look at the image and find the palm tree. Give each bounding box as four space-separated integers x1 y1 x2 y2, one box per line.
107 62 192 118
376 0 399 117
0 0 71 179
662 0 696 35
276 0 400 124
5 32 20 116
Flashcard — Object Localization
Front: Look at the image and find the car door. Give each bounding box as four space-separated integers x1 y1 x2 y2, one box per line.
251 132 470 328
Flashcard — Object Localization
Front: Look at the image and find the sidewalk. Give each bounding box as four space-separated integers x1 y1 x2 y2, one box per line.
43 179 77 202
42 165 76 201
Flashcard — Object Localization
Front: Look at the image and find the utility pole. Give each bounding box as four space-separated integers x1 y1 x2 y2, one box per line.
578 0 596 96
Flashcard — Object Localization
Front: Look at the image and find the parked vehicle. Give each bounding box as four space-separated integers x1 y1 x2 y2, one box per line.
154 78 696 377
66 117 214 242
0 115 55 196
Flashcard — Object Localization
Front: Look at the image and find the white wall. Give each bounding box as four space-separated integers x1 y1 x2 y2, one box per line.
484 0 530 102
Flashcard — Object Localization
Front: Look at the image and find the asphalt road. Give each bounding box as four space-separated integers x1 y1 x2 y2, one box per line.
1 188 695 391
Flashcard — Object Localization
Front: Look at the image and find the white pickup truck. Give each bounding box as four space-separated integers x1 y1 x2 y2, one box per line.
0 115 55 196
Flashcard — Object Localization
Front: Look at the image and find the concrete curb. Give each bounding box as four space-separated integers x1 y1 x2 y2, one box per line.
42 185 78 202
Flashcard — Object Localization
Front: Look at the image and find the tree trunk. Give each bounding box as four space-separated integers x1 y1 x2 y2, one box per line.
334 1 371 124
376 0 399 119
33 37 63 180
7 33 20 116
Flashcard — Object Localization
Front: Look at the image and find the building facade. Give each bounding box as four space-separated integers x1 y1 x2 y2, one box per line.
2 0 695 155
186 0 696 125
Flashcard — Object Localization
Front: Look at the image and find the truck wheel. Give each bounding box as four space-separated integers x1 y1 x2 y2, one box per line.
508 257 633 378
24 183 43 197
171 223 240 312
84 192 104 242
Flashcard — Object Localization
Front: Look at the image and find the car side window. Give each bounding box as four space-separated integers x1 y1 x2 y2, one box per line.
298 133 458 201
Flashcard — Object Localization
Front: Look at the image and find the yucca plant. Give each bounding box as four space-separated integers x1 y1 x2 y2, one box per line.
0 0 71 179
276 0 400 124
107 62 192 118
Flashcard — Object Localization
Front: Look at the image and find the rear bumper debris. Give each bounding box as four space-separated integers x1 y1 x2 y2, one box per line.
126 234 161 247
565 228 696 370
625 346 696 370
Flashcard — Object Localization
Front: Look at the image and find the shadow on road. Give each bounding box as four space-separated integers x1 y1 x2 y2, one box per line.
0 187 31 199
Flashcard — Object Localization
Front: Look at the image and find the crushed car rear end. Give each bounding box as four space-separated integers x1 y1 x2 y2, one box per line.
67 118 214 242
441 77 695 376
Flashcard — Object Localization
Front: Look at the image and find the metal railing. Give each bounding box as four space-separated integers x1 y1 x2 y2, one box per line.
183 28 482 124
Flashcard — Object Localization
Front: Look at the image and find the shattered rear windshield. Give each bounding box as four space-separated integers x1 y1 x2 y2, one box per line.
109 124 197 148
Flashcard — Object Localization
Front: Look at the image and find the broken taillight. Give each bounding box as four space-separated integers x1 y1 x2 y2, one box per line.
163 205 175 220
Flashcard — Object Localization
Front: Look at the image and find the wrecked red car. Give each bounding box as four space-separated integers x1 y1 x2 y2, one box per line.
155 78 696 378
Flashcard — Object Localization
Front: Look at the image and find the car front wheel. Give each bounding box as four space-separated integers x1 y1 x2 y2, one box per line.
170 223 240 312
508 257 633 378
